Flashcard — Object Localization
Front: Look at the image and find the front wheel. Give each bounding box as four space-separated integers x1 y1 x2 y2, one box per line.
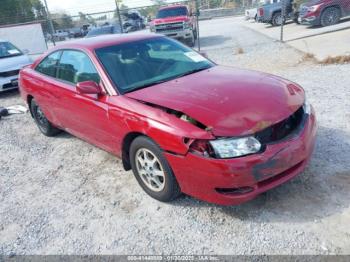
30 99 61 137
187 32 196 47
193 29 198 40
321 7 341 27
130 136 181 202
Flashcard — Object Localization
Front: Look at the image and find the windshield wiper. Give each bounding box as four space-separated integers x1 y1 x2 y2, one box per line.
0 53 22 59
175 66 212 78
125 78 172 93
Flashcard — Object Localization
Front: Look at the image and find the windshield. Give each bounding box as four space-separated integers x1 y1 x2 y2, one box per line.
0 42 23 59
156 7 188 18
95 37 214 94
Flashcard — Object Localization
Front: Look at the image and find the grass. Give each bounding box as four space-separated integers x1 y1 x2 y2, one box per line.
300 52 350 65
301 53 317 62
235 47 244 55
319 55 350 65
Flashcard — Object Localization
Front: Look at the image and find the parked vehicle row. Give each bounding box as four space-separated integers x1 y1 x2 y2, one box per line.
246 0 350 27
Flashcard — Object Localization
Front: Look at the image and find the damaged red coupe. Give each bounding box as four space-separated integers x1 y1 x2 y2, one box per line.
19 34 317 205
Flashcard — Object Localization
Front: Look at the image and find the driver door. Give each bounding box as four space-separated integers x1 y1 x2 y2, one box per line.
53 50 119 152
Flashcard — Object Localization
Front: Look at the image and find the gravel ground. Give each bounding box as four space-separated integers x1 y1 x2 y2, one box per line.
0 17 350 255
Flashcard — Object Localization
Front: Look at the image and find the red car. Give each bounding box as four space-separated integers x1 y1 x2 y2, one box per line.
299 0 350 26
19 34 317 205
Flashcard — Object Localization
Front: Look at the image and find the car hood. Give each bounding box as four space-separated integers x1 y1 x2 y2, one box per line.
0 55 32 72
303 0 321 7
153 16 189 24
125 66 305 137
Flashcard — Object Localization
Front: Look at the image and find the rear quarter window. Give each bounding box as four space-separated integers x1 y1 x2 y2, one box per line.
35 51 61 77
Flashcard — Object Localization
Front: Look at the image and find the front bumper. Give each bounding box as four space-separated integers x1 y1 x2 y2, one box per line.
0 75 19 92
299 16 321 26
156 28 193 40
299 9 321 26
165 109 317 205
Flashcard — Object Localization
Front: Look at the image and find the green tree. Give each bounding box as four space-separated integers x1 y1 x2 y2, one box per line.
0 0 48 25
52 13 74 29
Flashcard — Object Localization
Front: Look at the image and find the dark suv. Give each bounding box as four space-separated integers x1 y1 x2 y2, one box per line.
299 0 350 26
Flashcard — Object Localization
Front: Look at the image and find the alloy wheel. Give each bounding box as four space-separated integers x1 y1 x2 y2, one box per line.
135 148 165 192
322 9 340 26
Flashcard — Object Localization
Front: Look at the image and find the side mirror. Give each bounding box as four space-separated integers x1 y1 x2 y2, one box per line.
76 81 102 96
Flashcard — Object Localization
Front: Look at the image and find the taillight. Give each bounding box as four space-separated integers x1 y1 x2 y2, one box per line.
259 8 264 16
189 140 213 157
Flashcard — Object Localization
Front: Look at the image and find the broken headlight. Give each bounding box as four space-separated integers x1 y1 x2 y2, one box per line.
209 137 262 158
190 137 262 159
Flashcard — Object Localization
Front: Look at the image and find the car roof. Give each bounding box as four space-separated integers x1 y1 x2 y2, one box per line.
51 33 162 51
159 4 187 10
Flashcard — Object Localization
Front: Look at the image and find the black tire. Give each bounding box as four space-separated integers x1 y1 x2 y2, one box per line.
320 7 341 27
187 33 195 47
130 136 181 202
30 99 61 137
193 29 198 40
272 12 284 26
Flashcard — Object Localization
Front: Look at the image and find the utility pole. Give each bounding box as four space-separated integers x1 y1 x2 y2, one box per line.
280 0 286 42
115 0 124 33
43 0 56 46
195 0 200 51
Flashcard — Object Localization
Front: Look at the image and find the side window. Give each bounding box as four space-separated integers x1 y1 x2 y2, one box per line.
35 51 61 77
57 50 100 84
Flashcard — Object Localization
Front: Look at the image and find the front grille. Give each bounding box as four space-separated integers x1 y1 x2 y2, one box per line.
255 106 305 144
2 83 17 89
0 69 20 78
155 22 183 33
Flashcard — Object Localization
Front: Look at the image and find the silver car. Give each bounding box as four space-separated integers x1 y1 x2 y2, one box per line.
0 40 32 92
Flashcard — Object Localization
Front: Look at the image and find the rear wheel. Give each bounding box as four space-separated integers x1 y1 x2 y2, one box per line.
321 7 341 27
130 136 181 202
30 99 61 137
272 12 284 26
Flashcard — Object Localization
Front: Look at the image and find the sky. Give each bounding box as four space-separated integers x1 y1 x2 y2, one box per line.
46 0 155 15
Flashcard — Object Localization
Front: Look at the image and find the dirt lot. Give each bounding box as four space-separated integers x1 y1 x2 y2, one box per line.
1 17 350 255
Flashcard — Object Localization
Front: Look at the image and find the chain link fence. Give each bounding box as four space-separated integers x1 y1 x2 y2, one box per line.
0 0 349 59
